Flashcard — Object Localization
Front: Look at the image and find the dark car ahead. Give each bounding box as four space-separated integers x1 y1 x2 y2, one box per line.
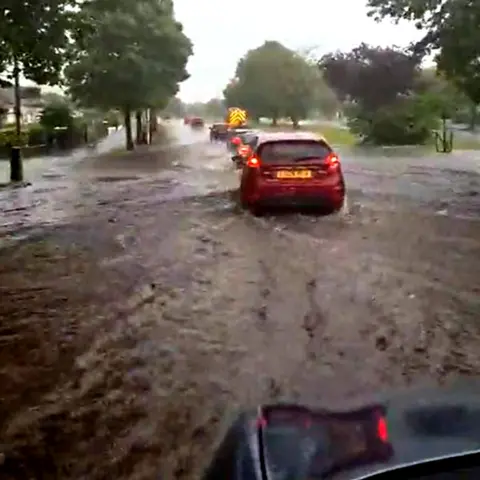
210 123 229 141
238 131 345 215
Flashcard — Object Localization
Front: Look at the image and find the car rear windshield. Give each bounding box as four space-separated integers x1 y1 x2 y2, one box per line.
240 133 258 147
258 140 332 164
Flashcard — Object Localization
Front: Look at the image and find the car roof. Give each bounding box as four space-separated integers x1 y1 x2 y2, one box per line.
256 130 328 145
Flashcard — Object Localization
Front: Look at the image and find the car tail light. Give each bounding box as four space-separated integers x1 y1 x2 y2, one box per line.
326 153 339 165
326 153 339 168
231 136 241 145
322 153 340 174
247 157 260 168
377 416 388 442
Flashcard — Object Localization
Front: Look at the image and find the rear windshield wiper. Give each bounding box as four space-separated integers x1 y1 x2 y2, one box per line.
293 155 326 162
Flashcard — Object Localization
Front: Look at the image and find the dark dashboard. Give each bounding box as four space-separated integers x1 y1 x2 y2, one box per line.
202 382 480 480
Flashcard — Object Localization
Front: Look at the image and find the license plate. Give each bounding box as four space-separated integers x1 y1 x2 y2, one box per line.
276 170 312 179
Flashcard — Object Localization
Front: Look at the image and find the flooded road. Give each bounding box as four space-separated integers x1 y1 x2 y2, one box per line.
0 121 479 479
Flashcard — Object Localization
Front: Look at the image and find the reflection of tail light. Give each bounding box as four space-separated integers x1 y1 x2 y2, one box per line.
238 145 251 157
247 157 260 168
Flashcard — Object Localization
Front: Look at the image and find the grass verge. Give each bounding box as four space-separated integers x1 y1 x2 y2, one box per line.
253 122 358 146
309 124 358 146
438 135 480 150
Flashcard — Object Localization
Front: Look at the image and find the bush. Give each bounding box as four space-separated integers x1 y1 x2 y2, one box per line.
27 124 48 145
40 102 74 131
0 128 28 147
347 94 439 145
103 110 121 127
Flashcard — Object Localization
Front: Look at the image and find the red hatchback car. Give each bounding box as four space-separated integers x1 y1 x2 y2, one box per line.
238 131 345 215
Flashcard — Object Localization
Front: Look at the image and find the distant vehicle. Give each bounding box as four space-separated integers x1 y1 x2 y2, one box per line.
184 116 191 125
190 117 205 128
210 123 229 142
238 131 345 215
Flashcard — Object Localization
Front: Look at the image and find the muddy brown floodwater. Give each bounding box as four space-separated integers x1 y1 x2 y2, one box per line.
0 121 480 479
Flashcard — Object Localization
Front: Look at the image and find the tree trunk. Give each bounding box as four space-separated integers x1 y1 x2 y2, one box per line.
150 108 158 132
124 108 134 150
272 117 277 126
135 110 143 144
469 103 477 131
13 58 22 139
147 109 153 144
291 117 299 129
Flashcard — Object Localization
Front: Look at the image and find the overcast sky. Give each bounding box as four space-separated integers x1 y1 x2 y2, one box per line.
174 0 422 103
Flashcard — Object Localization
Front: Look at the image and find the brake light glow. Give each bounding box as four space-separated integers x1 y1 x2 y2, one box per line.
326 153 339 166
377 416 388 442
247 157 260 167
231 136 241 145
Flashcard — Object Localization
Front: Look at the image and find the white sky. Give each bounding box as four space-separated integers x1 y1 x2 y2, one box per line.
174 0 422 103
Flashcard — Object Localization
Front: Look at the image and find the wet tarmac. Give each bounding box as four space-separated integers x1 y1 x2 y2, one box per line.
0 120 479 479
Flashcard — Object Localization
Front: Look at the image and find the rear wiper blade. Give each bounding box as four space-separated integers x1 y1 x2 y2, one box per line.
293 156 323 162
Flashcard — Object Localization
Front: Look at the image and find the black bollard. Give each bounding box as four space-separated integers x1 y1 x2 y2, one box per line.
10 146 23 182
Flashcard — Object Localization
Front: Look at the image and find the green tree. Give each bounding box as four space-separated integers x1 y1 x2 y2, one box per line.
185 102 206 117
66 0 192 150
0 0 76 179
223 41 317 126
163 96 186 117
320 44 442 145
415 68 471 121
367 0 480 129
203 98 225 119
0 1 75 133
40 102 74 130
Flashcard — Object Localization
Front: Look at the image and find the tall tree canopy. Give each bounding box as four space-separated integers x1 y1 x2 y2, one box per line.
367 0 480 127
0 0 77 136
320 43 420 111
65 0 192 149
223 41 318 126
319 44 452 145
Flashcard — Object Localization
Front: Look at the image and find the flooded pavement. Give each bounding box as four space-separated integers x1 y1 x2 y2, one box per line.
0 128 129 239
0 121 479 479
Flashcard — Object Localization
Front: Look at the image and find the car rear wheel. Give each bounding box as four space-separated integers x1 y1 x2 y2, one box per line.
322 199 345 216
249 203 264 217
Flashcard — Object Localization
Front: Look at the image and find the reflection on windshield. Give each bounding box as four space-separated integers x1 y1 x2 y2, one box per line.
263 426 328 480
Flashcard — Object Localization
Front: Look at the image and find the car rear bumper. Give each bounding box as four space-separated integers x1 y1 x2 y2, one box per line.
250 184 345 210
256 194 344 209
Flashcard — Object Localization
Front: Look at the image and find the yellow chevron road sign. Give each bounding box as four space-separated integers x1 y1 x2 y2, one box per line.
227 107 247 127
